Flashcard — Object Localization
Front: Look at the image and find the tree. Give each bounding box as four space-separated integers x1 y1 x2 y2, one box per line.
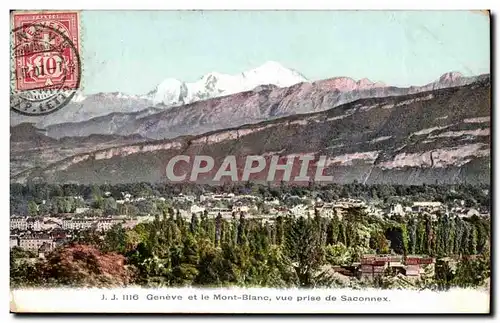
369 231 390 254
401 223 409 255
284 217 323 287
38 244 133 287
215 213 222 247
103 225 127 254
27 200 38 216
453 256 489 288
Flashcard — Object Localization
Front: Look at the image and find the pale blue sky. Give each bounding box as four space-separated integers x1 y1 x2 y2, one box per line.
81 10 490 95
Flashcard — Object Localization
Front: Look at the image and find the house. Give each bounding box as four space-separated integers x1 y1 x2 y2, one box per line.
190 205 205 215
27 217 43 231
41 219 62 231
173 193 196 203
232 194 260 202
95 219 115 232
73 218 95 230
75 207 90 214
19 234 55 252
390 204 405 216
412 201 442 212
405 258 420 276
95 218 124 231
260 218 276 225
466 208 480 218
122 219 139 229
10 216 28 231
316 203 346 219
62 218 95 230
289 204 310 217
405 256 435 277
480 212 490 218
207 207 233 218
49 229 68 240
232 205 249 213
358 255 407 279
200 193 234 203
10 235 19 249
359 255 386 279
264 198 280 206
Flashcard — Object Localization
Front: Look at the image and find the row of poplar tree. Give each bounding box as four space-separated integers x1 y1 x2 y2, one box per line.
80 206 490 288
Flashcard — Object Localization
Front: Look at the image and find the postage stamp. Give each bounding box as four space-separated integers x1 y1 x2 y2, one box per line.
10 11 81 116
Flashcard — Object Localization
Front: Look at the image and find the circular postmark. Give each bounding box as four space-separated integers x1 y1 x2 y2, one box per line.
10 21 81 116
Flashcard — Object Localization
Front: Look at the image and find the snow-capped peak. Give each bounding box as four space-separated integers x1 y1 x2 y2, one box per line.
149 61 309 106
439 71 464 83
241 61 308 88
151 78 187 106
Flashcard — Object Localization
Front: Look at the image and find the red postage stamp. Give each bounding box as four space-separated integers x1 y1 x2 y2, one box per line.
11 11 80 92
11 11 81 115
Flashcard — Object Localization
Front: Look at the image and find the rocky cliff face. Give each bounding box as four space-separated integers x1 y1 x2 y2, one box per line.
12 77 491 185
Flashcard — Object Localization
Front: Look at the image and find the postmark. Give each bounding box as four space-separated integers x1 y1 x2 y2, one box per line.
10 11 81 116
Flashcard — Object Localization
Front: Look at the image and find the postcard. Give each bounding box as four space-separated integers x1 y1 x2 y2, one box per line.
9 10 491 314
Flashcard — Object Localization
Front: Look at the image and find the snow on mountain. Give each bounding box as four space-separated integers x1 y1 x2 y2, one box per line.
10 62 481 131
148 61 308 106
151 78 188 106
12 61 308 128
438 71 464 84
240 61 307 88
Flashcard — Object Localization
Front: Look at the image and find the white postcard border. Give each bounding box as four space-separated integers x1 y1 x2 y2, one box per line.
2 0 497 322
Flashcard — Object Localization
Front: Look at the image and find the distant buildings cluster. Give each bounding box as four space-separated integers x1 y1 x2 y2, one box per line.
10 190 489 258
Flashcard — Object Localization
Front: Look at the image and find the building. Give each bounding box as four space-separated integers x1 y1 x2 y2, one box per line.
390 204 405 216
75 207 90 214
62 218 95 230
289 204 310 217
10 235 19 249
95 218 124 232
27 217 43 231
358 255 410 279
207 207 233 218
173 194 196 203
405 256 435 277
19 235 55 252
41 219 62 231
359 255 389 279
412 201 442 212
72 218 94 230
190 205 205 215
264 198 280 206
122 219 139 229
232 205 249 213
10 216 28 231
316 203 346 219
200 193 233 203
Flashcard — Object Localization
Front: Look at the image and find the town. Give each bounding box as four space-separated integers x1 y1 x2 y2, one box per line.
10 183 490 287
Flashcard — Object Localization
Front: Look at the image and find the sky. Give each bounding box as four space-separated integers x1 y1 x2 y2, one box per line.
80 10 490 95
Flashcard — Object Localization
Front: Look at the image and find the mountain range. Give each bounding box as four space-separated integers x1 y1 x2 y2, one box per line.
11 61 307 128
11 75 491 185
11 62 487 142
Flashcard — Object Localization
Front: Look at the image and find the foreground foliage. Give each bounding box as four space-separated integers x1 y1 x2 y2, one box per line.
11 206 490 289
